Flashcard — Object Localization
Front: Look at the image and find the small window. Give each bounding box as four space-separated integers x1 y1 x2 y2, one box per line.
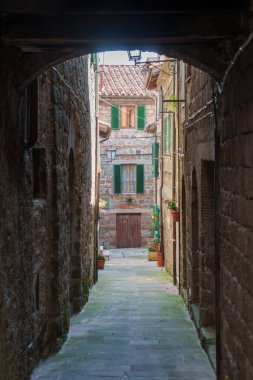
120 105 136 129
121 164 136 193
114 164 144 194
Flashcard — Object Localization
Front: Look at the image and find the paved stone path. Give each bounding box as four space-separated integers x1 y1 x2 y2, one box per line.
32 249 216 380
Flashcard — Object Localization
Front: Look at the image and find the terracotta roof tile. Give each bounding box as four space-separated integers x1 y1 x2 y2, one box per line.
99 65 157 97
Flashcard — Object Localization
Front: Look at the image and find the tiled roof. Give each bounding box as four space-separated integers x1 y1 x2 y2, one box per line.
99 65 157 97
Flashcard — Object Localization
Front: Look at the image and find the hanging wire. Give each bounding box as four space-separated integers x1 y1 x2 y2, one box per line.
52 66 89 113
219 32 253 94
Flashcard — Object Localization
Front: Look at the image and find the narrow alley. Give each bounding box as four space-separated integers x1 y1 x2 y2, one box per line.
32 250 215 380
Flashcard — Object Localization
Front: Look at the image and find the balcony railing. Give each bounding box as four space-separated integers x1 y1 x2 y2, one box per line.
121 181 136 193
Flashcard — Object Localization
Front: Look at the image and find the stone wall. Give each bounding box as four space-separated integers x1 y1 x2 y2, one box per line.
179 39 253 378
0 53 97 380
178 64 216 368
99 97 156 248
219 39 253 380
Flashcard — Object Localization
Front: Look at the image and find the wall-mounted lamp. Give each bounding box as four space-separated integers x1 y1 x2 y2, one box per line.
106 147 117 162
127 50 142 65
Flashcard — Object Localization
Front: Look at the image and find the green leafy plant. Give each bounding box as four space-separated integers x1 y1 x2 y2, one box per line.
164 195 178 211
147 245 155 252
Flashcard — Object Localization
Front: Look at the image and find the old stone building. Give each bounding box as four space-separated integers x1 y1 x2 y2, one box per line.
1 2 253 380
146 51 253 379
99 65 157 248
0 55 98 380
145 59 180 277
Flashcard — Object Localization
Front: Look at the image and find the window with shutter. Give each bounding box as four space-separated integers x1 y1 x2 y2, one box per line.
168 113 172 153
120 105 136 128
113 165 121 193
163 116 167 154
111 105 119 130
121 164 136 193
136 164 144 194
152 142 159 177
137 105 145 130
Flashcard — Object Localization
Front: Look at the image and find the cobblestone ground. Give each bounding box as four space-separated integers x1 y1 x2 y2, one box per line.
31 249 216 380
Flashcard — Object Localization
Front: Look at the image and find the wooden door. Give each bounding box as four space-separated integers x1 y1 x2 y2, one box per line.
116 214 141 248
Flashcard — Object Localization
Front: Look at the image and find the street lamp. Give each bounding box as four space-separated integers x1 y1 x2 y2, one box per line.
106 147 117 162
127 50 142 65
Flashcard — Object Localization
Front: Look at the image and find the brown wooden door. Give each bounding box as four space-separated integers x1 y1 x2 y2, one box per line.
116 214 141 248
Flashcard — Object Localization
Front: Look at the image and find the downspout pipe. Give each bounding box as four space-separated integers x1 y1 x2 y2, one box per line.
172 62 177 286
94 54 99 284
212 80 221 380
160 88 164 258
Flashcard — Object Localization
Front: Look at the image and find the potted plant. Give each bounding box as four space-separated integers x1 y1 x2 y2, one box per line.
153 236 160 252
164 195 180 222
147 245 157 261
97 253 105 269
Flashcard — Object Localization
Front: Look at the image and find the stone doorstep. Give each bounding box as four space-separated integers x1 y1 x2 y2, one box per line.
190 304 216 372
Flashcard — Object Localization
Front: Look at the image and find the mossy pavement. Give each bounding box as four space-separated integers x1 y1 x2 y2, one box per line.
32 249 216 380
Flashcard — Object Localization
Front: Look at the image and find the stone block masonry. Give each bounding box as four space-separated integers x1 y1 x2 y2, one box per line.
0 54 97 380
99 96 157 249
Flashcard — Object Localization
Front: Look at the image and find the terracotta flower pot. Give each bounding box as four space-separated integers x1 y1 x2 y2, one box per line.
157 252 163 267
98 259 105 269
154 242 159 252
170 210 180 222
148 251 157 261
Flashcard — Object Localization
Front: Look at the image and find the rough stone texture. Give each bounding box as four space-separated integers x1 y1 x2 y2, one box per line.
99 97 156 248
178 39 253 379
219 39 253 380
179 65 216 328
0 53 97 380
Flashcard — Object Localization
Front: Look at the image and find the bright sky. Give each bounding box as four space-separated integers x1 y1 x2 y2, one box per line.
98 50 158 65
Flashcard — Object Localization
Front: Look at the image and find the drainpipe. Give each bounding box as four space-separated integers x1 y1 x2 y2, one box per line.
212 80 221 380
172 62 177 286
94 54 99 284
177 60 181 293
159 89 164 259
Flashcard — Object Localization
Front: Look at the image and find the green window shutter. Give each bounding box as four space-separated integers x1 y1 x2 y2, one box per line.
163 116 167 154
159 90 163 117
152 142 155 177
137 105 145 130
136 164 144 194
113 165 121 193
111 105 119 130
168 113 171 153
152 142 159 177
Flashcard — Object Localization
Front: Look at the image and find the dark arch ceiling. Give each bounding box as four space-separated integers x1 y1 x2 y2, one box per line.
0 1 252 81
